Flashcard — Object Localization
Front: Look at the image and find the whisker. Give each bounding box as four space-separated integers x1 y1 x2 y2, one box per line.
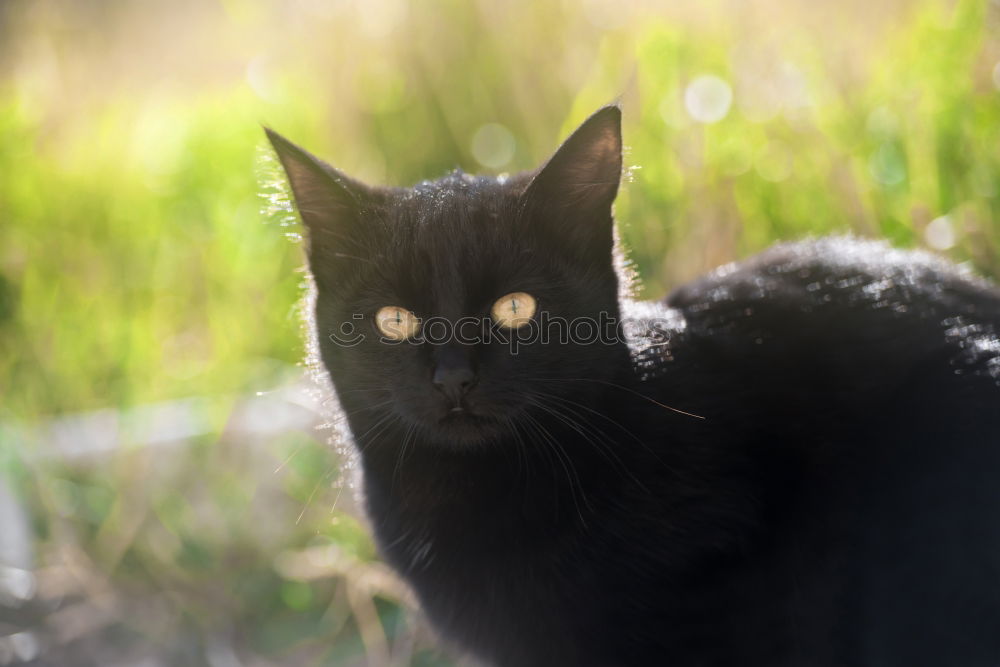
353 412 402 453
522 412 593 526
275 398 394 473
525 394 648 493
528 377 706 420
296 465 338 525
504 417 529 482
392 423 418 489
530 390 677 477
319 400 397 436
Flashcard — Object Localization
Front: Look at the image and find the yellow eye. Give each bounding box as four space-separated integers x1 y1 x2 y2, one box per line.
375 306 420 341
491 292 536 329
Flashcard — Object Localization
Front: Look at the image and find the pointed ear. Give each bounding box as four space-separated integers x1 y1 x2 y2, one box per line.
523 105 623 264
264 128 374 283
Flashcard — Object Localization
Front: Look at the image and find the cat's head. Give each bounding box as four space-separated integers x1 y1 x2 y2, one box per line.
266 106 628 447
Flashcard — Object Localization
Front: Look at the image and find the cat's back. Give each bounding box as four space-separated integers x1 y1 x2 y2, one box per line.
667 236 1000 343
656 236 1000 414
637 237 1000 665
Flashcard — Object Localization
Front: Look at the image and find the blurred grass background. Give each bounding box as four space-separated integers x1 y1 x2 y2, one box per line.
0 0 999 664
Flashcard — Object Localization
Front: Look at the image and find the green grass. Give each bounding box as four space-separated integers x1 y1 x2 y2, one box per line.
0 0 998 663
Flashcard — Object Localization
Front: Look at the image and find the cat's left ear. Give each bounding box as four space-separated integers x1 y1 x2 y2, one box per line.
523 105 622 264
264 127 376 287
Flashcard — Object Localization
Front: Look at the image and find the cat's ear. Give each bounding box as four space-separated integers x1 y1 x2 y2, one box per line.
523 105 622 263
264 128 374 282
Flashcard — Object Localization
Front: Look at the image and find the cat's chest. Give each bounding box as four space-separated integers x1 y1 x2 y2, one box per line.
369 477 591 580
371 489 605 662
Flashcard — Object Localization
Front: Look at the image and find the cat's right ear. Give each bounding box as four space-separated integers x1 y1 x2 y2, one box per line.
264 128 372 281
522 105 623 267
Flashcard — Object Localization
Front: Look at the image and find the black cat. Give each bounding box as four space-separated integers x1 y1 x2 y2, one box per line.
266 106 1000 666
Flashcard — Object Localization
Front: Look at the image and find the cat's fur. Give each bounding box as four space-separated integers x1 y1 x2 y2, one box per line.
266 107 1000 666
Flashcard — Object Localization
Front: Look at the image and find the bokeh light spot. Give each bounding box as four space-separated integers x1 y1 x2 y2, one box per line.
869 143 907 186
684 75 733 124
471 123 516 169
245 55 281 102
925 215 956 250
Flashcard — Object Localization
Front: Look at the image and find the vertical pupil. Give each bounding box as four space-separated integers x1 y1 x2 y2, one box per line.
511 299 518 314
395 310 401 325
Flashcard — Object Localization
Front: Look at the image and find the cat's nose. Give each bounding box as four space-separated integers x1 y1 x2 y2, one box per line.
432 347 477 406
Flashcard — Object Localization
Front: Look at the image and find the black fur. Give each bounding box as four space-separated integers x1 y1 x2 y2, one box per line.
266 107 1000 666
